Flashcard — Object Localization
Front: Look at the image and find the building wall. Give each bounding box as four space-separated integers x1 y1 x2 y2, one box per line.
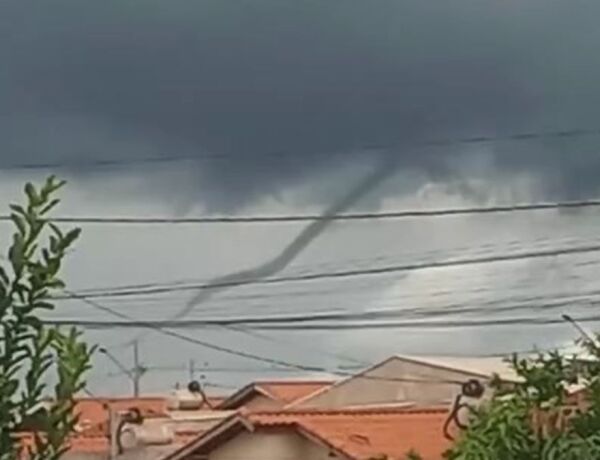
209 429 345 460
63 444 179 460
296 357 495 408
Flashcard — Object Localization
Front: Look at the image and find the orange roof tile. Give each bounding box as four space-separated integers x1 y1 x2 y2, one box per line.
247 408 451 460
17 397 168 456
66 435 108 453
16 431 108 455
167 407 452 460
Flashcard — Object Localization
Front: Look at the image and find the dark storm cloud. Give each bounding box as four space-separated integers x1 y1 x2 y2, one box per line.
2 0 600 208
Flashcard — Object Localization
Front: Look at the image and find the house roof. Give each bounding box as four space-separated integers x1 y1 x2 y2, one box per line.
250 408 452 460
218 379 333 409
164 407 452 460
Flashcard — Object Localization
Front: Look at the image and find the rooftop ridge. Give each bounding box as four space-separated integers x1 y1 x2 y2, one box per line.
255 379 335 385
75 396 166 402
245 406 449 417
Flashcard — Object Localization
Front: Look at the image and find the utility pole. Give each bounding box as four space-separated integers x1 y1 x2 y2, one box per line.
100 342 146 398
188 359 195 382
132 340 141 398
108 405 118 460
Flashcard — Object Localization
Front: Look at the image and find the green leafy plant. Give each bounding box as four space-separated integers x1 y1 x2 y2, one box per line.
445 346 600 459
0 177 94 460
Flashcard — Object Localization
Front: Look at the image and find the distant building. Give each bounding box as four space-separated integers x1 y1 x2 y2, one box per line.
290 355 520 409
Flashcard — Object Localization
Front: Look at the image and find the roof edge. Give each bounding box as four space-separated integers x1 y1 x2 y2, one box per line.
392 354 521 382
218 383 276 410
249 405 450 417
286 357 396 408
160 412 246 460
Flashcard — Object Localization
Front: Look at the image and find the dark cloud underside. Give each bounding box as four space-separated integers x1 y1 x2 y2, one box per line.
2 0 600 208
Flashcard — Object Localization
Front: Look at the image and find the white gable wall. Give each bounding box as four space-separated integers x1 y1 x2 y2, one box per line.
295 356 501 409
208 429 346 460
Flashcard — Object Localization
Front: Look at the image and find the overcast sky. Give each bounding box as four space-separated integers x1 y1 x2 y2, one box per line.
3 0 600 396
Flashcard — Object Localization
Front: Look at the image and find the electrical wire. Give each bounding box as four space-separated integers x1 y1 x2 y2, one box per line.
54 233 600 317
66 232 583 298
53 242 600 300
42 307 600 330
221 324 368 366
3 198 600 225
238 314 600 330
2 126 599 171
63 290 468 386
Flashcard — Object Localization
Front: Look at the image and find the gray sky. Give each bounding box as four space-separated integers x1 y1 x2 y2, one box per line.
2 0 600 395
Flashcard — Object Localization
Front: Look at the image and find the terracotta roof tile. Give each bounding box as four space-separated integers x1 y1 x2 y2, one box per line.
247 408 452 460
16 431 109 455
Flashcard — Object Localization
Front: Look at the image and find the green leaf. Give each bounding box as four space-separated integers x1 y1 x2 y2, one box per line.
39 199 61 216
32 302 54 311
9 204 26 216
0 265 9 285
44 176 66 195
25 183 41 207
48 222 64 239
23 317 43 330
50 235 59 254
4 379 19 396
1 177 92 459
60 228 81 251
46 279 65 290
9 234 25 275
11 214 27 237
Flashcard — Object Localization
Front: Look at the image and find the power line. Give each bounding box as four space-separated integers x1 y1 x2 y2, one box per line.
104 363 365 378
0 156 191 171
54 242 600 300
53 275 600 332
221 323 368 366
63 290 467 386
64 289 329 372
51 312 600 331
1 127 599 171
250 315 600 330
43 294 600 330
65 292 581 384
3 198 600 225
55 234 599 315
67 233 582 297
42 292 595 327
55 236 513 297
